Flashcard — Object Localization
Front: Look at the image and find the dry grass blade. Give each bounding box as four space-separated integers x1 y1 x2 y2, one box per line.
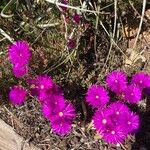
45 0 110 14
0 0 16 18
133 0 147 49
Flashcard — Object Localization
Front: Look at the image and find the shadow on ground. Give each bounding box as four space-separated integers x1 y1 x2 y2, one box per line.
132 93 150 150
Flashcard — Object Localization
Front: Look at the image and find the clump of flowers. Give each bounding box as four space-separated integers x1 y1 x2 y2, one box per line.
93 103 140 144
7 40 150 144
28 75 76 136
8 40 75 136
86 70 150 144
8 40 31 78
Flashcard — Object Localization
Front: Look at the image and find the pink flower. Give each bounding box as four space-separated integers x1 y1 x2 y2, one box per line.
93 109 127 144
41 94 65 119
122 111 140 134
59 0 68 12
67 39 76 49
106 70 127 93
8 40 31 66
86 84 109 108
35 75 53 91
28 75 54 103
12 65 28 78
73 13 81 24
131 72 150 90
108 102 130 124
50 119 72 136
92 102 140 144
9 86 27 105
93 109 112 135
124 84 142 104
103 125 126 144
50 101 76 136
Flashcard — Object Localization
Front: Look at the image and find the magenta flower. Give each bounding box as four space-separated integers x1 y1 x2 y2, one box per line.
93 108 127 144
106 70 127 93
122 111 140 134
124 84 142 104
50 119 72 136
28 75 54 102
108 102 129 119
42 95 65 119
35 75 53 90
12 65 28 78
41 104 51 119
93 109 112 135
59 0 68 12
73 13 81 24
9 86 27 105
86 84 109 108
67 39 76 49
50 102 76 136
131 72 150 90
8 40 31 66
92 102 140 144
50 101 76 122
103 125 126 144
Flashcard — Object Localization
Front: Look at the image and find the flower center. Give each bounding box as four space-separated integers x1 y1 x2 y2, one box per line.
116 111 120 115
59 112 63 117
111 130 115 135
128 121 131 125
95 95 99 99
115 79 118 83
139 80 143 84
19 53 22 57
131 93 134 96
102 119 107 124
121 93 125 98
40 85 44 89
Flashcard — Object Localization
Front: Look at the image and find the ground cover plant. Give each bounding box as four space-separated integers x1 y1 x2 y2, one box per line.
1 0 150 150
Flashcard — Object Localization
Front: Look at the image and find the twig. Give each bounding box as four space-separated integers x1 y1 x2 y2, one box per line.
99 21 127 58
62 14 68 40
99 0 118 75
1 0 16 18
113 0 117 38
43 49 76 73
0 28 14 43
94 3 100 63
133 0 147 49
45 0 110 15
37 23 59 28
